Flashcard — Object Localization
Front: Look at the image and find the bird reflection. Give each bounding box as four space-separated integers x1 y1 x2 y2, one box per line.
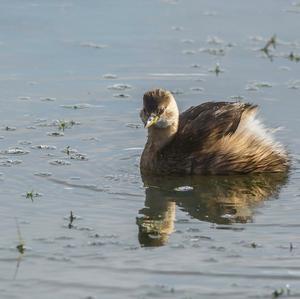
137 173 287 247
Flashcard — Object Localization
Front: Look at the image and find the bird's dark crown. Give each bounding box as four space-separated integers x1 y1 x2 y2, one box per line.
143 89 172 115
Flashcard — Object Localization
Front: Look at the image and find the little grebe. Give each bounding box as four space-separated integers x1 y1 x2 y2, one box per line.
140 88 289 175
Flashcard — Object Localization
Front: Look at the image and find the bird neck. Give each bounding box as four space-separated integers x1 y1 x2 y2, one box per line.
146 122 178 151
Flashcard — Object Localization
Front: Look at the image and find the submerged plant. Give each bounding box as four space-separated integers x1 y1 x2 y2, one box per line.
58 120 67 131
250 242 257 248
14 218 25 280
209 63 223 76
260 34 277 61
214 64 221 76
58 120 76 131
62 146 88 160
25 190 41 202
15 219 25 254
26 191 34 202
262 34 277 51
4 126 16 131
288 52 300 62
65 146 70 156
272 288 284 298
68 211 75 229
272 285 291 298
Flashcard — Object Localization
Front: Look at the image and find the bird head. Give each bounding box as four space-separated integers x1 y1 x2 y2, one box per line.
140 88 179 129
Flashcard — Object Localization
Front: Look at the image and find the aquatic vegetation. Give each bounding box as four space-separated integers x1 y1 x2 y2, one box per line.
49 159 71 166
25 191 33 201
259 35 300 62
47 132 64 137
25 190 42 202
272 285 291 298
14 218 25 280
214 64 221 75
16 242 25 254
250 242 258 248
107 83 132 91
58 120 76 131
260 34 277 57
3 126 16 131
62 146 80 155
113 93 130 98
15 218 25 254
45 120 79 136
62 146 88 160
36 119 79 129
63 146 71 156
288 51 300 62
209 63 224 76
68 211 75 229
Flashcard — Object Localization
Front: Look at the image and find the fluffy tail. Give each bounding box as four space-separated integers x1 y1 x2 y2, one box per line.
211 107 289 173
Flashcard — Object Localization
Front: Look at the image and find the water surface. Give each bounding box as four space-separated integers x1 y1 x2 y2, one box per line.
1 1 300 298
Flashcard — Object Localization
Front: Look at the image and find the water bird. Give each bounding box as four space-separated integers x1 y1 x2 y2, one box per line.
140 88 289 175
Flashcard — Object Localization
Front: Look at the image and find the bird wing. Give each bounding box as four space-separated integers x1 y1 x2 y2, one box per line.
167 101 258 153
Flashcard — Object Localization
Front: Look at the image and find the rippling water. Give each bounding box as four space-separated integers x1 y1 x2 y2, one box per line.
1 0 300 298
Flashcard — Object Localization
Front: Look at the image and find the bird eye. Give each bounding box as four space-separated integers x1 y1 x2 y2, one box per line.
158 108 165 115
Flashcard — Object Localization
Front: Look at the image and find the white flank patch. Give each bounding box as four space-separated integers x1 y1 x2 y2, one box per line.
242 115 285 154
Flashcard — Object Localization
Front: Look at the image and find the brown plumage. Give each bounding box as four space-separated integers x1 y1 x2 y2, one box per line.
140 88 289 175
